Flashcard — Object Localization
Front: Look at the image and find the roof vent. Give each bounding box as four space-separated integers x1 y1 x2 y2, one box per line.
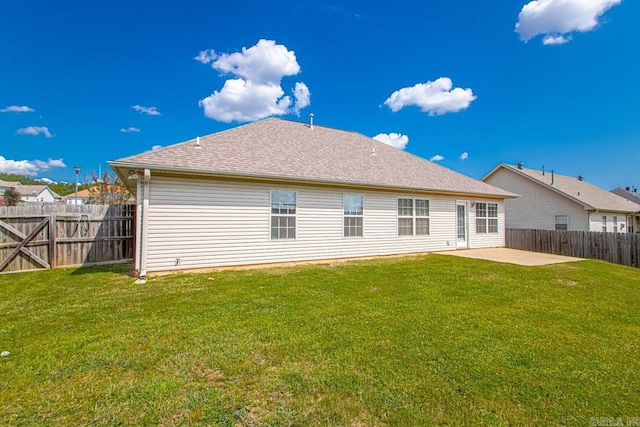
517 162 524 170
578 175 584 181
195 136 201 150
371 147 377 157
309 113 314 130
542 165 545 175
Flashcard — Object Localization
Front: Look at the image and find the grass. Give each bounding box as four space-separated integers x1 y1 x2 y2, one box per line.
1 255 639 425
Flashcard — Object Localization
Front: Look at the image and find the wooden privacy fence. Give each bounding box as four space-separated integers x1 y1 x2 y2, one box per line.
506 228 640 268
0 204 135 274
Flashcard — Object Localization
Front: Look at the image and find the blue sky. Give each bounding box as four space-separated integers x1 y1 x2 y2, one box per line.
1 0 638 190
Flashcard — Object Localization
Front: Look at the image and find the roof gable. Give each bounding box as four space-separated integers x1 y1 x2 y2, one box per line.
484 164 640 213
14 185 60 198
110 118 514 198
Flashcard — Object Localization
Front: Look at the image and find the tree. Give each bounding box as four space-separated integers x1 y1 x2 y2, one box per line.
86 170 132 205
3 187 21 206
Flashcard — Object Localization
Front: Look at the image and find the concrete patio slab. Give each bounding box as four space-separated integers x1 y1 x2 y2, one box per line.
435 248 584 266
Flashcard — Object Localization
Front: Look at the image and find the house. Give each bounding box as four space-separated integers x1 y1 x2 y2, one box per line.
65 185 133 205
65 187 93 205
0 179 21 192
611 187 640 232
482 163 640 233
109 118 516 277
14 185 61 203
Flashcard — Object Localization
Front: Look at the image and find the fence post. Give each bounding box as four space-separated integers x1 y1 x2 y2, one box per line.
48 214 56 269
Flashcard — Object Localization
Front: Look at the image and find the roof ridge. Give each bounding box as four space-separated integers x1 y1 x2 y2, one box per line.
110 119 517 198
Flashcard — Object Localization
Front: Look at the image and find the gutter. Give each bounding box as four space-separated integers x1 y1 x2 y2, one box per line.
108 162 518 200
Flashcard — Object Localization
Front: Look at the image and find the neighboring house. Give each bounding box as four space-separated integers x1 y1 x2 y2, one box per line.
14 185 61 203
0 179 21 192
65 187 92 205
110 117 516 277
65 184 133 205
482 163 640 233
611 187 640 232
0 180 21 206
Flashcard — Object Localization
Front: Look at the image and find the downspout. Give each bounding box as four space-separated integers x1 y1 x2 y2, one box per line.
134 175 143 273
137 169 151 282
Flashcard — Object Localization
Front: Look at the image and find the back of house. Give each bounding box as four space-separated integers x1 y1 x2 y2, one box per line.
110 118 516 276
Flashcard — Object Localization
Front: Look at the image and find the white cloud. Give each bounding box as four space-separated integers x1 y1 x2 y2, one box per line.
40 177 55 184
430 155 445 162
0 156 66 176
197 39 311 122
121 127 141 133
211 39 301 84
1 105 35 113
293 82 311 115
151 145 162 150
459 152 469 161
16 126 53 138
384 78 476 116
542 34 572 45
194 49 217 64
132 105 161 116
515 0 622 44
373 133 409 150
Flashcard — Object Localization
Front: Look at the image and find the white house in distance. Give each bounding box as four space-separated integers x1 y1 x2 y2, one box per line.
65 187 92 205
0 180 60 203
0 179 21 193
110 117 516 277
482 163 640 233
16 185 61 203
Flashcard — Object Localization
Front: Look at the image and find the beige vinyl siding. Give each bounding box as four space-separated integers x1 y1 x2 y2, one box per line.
588 212 629 233
468 200 505 248
146 176 504 272
484 168 588 231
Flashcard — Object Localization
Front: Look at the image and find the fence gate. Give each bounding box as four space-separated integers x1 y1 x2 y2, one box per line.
0 216 51 272
0 204 135 274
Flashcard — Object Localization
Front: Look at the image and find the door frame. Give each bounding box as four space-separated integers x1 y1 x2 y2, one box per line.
456 201 469 249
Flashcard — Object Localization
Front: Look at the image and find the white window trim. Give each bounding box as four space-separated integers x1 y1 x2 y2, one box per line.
555 214 569 231
270 190 297 240
476 202 499 234
397 197 430 237
343 194 364 238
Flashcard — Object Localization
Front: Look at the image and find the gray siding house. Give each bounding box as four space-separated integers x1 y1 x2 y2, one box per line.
611 187 640 232
483 163 640 233
110 118 515 277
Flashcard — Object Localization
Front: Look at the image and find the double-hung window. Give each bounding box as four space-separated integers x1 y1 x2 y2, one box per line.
613 216 618 233
555 215 568 231
344 195 364 237
602 216 607 232
397 198 430 236
476 202 498 233
271 191 296 239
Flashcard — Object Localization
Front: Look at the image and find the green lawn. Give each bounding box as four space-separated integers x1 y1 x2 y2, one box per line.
1 255 639 426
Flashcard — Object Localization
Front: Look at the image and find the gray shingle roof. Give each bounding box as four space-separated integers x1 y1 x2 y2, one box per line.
110 118 514 198
612 188 640 205
14 185 60 198
0 180 20 187
487 164 640 213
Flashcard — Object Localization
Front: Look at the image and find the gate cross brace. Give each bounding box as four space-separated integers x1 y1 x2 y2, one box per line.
0 218 51 272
